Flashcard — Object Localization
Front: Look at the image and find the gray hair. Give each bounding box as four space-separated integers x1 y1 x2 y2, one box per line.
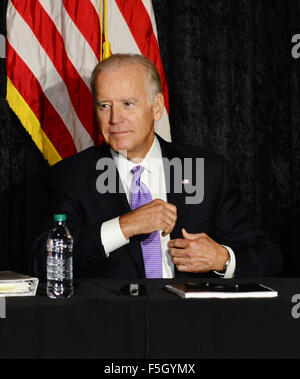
90 53 162 104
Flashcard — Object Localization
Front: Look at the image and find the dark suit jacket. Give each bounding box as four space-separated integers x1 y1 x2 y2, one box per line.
31 135 283 279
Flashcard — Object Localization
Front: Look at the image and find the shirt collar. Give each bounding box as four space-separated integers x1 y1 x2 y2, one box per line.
110 135 163 178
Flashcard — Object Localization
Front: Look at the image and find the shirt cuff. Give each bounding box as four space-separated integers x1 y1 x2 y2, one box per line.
214 245 236 278
100 217 129 257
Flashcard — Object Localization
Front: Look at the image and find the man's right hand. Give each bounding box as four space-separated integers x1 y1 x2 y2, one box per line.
119 199 177 240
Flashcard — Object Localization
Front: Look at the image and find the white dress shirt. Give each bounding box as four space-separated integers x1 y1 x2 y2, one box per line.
100 136 236 278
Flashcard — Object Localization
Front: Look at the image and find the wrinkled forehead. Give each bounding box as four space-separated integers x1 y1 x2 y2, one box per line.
97 62 148 81
94 64 151 100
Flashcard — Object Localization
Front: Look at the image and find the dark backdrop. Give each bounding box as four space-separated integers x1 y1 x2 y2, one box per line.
0 0 299 276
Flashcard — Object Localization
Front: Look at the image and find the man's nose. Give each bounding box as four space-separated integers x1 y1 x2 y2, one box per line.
109 105 122 124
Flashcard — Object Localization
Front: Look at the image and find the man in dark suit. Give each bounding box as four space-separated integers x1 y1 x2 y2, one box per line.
31 54 283 279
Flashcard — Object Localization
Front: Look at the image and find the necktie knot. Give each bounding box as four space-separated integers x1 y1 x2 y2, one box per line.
131 165 144 185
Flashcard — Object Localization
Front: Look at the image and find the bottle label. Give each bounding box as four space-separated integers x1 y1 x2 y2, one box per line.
47 256 73 281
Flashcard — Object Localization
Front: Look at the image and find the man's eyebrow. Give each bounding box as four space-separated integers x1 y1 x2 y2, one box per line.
96 98 111 103
119 97 139 102
96 97 139 103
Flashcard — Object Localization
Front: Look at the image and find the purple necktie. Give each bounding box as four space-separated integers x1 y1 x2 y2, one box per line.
130 165 163 278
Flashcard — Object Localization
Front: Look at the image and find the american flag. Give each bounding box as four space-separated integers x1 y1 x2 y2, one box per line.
6 0 170 165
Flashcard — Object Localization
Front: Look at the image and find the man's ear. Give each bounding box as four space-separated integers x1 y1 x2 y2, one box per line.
152 92 164 121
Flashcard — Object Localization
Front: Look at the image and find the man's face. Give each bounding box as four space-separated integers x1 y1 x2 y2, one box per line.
94 64 164 161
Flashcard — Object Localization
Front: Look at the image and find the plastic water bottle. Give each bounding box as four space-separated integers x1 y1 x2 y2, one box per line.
46 214 74 299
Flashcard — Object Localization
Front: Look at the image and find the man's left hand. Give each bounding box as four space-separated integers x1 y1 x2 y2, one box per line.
168 228 229 273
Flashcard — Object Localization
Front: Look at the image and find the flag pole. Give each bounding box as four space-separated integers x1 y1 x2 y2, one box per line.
99 0 103 61
102 0 111 60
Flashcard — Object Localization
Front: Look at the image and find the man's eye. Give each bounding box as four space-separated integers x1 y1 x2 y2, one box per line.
98 103 110 110
124 101 133 107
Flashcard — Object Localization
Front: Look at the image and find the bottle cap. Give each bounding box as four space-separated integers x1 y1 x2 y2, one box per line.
54 214 67 222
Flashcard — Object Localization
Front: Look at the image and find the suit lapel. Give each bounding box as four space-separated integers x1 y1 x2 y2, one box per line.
158 135 187 240
91 144 130 217
158 135 196 278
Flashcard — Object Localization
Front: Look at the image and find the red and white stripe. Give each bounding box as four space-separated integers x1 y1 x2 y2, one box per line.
105 0 171 141
6 0 170 162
